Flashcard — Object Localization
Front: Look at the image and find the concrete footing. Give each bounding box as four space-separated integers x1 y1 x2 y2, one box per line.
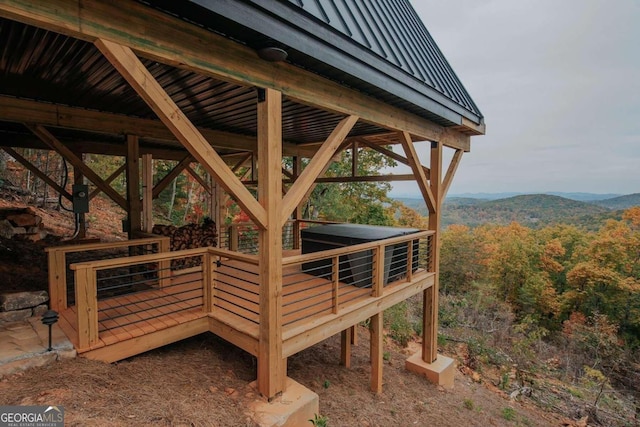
246 378 319 427
405 352 455 389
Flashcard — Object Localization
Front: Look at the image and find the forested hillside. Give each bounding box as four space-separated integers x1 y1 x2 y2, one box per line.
2 147 638 425
592 193 640 210
398 194 628 229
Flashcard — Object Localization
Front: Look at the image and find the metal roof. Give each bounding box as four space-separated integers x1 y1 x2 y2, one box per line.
0 18 384 153
146 0 483 127
0 0 483 159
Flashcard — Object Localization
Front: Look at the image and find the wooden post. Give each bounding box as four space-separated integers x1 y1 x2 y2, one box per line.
257 88 285 398
372 245 384 297
75 266 98 349
202 251 212 313
158 237 171 289
406 240 414 282
370 313 383 393
141 153 153 233
340 327 352 368
229 226 239 252
351 325 358 346
210 174 221 233
126 135 141 237
73 164 87 239
292 156 302 250
332 256 340 314
423 141 442 363
47 249 67 311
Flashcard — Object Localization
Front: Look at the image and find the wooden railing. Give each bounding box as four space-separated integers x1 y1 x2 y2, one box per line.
281 230 434 326
53 228 434 357
45 236 170 311
220 219 340 253
68 246 257 349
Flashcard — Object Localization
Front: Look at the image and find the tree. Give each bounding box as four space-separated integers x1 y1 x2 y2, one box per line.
300 146 397 225
439 224 485 294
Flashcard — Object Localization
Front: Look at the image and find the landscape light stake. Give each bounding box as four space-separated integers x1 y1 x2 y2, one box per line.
41 310 59 351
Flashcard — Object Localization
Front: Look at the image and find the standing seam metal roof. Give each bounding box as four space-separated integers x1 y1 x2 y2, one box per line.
152 0 483 127
282 0 482 118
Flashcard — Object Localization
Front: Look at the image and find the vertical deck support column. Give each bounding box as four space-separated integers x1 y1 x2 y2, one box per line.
340 327 352 368
257 88 285 399
126 135 141 238
73 163 87 239
292 156 302 250
370 313 383 393
141 153 153 233
406 140 454 388
424 141 442 363
210 175 221 237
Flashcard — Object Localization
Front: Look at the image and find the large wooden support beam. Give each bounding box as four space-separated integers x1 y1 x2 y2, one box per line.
281 116 358 226
357 138 430 179
370 313 383 393
126 135 141 235
257 88 285 398
26 124 128 210
73 165 87 238
94 38 267 229
1 147 72 201
0 96 311 157
441 149 463 201
0 1 477 149
423 141 443 363
151 155 192 199
141 154 153 233
400 132 436 214
340 327 352 368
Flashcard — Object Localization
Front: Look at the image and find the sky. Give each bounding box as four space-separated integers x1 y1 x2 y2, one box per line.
390 0 639 197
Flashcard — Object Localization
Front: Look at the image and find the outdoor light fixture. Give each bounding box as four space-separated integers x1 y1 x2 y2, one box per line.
41 310 59 351
257 45 288 62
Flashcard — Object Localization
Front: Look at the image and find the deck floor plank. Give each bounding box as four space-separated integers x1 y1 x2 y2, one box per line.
60 255 385 360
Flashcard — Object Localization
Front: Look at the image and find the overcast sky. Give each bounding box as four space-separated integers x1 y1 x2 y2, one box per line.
391 0 639 196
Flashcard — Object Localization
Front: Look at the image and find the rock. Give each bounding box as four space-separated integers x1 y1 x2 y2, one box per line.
32 304 49 316
225 387 236 395
0 291 49 311
0 308 32 322
209 386 218 393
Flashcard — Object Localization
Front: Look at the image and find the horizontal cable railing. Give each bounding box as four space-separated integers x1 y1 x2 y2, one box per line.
61 227 433 349
70 248 211 348
281 230 435 328
220 221 297 254
45 236 170 311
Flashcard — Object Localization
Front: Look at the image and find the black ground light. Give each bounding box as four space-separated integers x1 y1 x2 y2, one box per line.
41 310 59 351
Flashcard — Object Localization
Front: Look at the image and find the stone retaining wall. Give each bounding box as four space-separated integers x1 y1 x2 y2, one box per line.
0 291 49 322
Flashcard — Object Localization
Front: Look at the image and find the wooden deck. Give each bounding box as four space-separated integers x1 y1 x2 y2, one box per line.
58 259 376 361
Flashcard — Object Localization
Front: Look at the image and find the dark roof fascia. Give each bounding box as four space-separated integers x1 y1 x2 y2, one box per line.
169 0 483 127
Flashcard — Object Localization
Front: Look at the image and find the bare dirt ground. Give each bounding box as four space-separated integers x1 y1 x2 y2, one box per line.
0 328 567 427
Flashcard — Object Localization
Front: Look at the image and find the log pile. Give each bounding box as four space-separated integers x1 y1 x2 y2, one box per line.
0 207 47 242
152 217 217 268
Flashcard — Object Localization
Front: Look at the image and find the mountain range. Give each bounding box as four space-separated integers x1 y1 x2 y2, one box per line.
395 192 639 229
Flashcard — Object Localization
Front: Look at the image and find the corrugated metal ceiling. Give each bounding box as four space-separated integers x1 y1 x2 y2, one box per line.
0 18 384 147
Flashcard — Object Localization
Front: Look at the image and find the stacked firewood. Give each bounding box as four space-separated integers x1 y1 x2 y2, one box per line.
152 217 217 268
0 207 47 241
